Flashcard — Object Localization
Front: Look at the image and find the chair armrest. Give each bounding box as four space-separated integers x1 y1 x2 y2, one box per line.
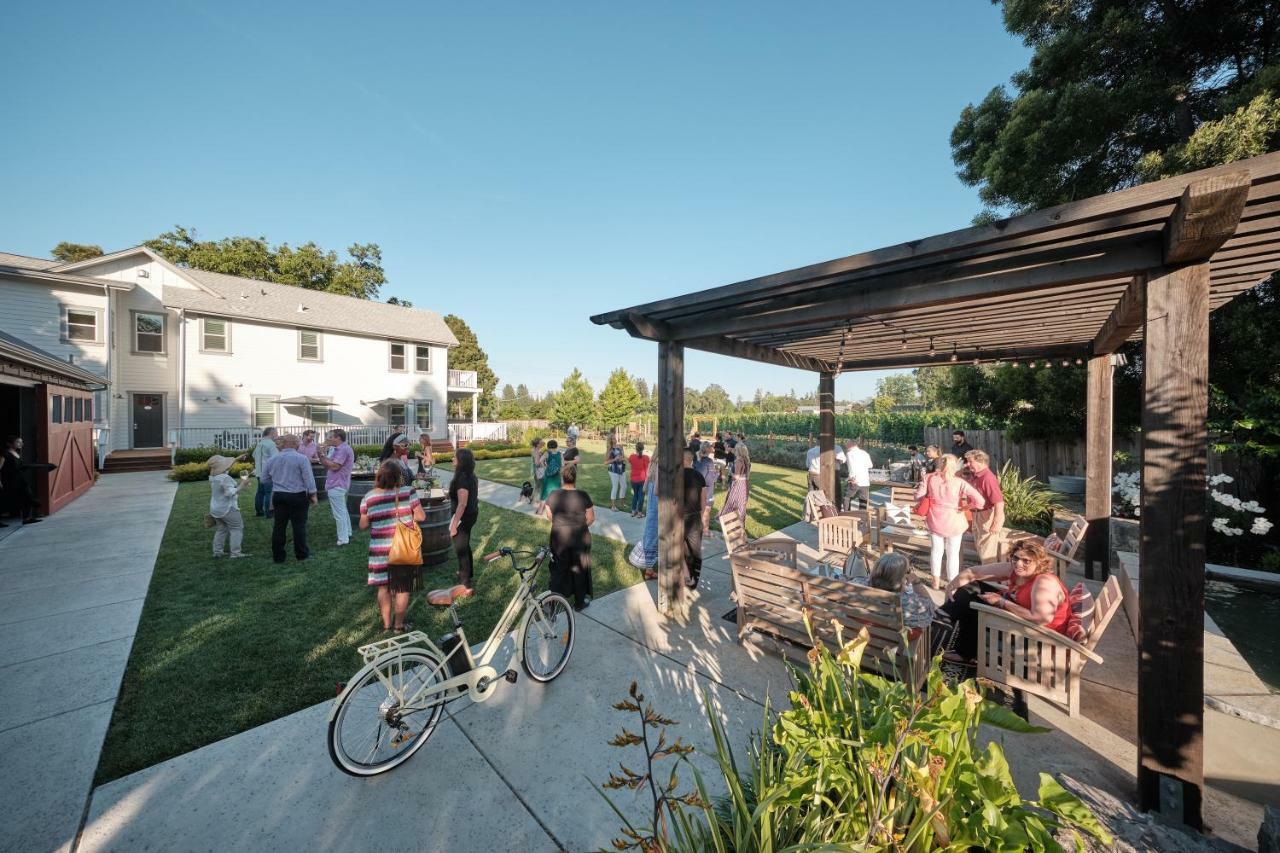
1047 551 1081 575
970 602 1103 665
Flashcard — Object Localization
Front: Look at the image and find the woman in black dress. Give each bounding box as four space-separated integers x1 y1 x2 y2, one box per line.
448 448 480 591
541 463 595 610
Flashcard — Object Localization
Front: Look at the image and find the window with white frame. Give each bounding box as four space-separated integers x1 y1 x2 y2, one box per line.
252 395 278 429
414 400 432 432
389 341 407 372
64 306 102 343
298 329 322 361
202 318 230 352
414 345 431 373
134 311 165 353
306 400 332 425
387 402 407 425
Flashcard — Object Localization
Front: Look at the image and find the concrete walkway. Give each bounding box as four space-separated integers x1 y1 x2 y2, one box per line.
0 471 177 853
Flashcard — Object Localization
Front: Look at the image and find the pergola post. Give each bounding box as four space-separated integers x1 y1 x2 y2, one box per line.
818 371 836 503
1137 261 1210 829
656 340 686 616
1083 354 1115 579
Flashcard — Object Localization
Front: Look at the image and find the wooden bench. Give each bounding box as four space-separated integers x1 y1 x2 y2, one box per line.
730 552 927 688
971 574 1122 718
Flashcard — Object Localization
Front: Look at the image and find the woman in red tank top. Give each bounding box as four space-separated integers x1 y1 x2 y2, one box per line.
939 539 1071 663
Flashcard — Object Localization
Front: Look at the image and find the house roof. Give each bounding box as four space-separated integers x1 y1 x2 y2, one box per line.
0 252 60 271
0 328 110 388
163 268 458 347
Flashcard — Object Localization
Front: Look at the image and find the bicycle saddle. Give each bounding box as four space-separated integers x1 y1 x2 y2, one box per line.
426 584 474 607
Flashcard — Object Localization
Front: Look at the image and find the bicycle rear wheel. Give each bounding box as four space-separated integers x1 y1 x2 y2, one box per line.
328 648 447 776
520 592 575 682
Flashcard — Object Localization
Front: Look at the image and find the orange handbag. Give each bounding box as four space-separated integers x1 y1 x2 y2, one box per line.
387 494 423 566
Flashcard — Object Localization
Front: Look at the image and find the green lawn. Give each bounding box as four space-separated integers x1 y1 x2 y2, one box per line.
95 481 642 784
447 440 810 541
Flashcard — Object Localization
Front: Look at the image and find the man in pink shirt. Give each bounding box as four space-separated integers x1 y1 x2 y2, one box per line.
964 449 1005 563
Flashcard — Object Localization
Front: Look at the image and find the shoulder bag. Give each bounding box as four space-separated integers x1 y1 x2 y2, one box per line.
913 475 933 518
387 491 424 566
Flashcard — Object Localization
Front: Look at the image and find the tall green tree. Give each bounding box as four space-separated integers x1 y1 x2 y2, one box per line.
874 374 920 408
947 0 1280 472
443 315 499 419
951 1 1280 215
51 242 103 263
551 370 596 429
597 368 644 430
144 226 386 299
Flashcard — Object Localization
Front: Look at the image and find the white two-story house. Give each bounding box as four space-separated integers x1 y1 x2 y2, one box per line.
0 246 488 465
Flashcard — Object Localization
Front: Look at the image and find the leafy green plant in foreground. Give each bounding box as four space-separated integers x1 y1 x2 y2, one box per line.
600 625 1111 851
997 460 1065 536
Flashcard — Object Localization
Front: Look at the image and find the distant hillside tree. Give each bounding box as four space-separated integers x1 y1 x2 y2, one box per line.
145 225 386 299
443 315 499 420
51 242 104 263
597 369 643 431
551 369 596 429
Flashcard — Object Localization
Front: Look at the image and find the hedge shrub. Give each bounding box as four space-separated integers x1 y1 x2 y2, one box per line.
717 410 1004 444
169 461 254 482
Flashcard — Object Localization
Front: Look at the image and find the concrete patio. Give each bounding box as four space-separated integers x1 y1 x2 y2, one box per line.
0 471 177 853
76 511 1277 852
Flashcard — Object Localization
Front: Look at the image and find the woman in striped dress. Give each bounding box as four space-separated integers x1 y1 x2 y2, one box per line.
718 440 752 524
359 461 425 633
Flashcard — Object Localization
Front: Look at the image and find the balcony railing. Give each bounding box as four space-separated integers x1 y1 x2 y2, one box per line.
448 422 508 443
448 369 478 389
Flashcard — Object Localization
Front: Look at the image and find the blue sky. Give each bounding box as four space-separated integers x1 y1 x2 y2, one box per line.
1 1 1029 401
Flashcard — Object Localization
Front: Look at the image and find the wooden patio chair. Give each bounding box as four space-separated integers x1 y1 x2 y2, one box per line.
816 515 864 570
730 551 927 689
970 574 1122 718
719 508 797 567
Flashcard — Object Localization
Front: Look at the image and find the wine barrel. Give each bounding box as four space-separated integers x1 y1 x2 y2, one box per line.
420 494 452 567
346 475 377 524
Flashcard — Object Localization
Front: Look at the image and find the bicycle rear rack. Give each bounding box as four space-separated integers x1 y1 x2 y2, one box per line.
357 630 433 664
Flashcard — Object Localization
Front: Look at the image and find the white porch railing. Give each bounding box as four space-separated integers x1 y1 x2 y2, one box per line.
448 422 508 444
448 369 478 389
174 424 397 451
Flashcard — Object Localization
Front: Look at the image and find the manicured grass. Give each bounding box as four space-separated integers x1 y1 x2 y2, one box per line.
449 440 810 541
95 481 642 784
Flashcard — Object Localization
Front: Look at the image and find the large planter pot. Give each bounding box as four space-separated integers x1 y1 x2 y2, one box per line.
1048 474 1086 496
346 474 377 524
418 492 453 567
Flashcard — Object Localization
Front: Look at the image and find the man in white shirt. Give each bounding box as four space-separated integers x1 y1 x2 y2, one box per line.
845 437 874 509
805 437 848 503
251 427 279 518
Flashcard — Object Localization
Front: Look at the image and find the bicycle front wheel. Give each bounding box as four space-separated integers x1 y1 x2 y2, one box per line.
328 648 448 776
520 592 575 683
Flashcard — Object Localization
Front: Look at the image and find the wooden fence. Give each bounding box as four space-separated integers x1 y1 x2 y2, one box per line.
922 427 1139 479
922 427 1235 481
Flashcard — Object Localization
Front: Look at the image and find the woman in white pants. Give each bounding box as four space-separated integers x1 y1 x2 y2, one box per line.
604 433 628 511
914 454 986 589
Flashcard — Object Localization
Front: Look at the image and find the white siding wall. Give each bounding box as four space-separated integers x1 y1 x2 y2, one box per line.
0 275 110 377
107 262 181 450
181 314 452 439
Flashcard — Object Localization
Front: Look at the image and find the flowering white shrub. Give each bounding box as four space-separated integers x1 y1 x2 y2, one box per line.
1114 471 1270 538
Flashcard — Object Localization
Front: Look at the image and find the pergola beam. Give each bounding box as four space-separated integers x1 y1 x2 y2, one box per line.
622 312 832 373
1092 276 1146 355
664 240 1163 341
1164 172 1251 263
836 343 1089 372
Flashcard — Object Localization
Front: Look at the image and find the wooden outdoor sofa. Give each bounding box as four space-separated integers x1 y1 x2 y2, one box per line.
971 574 1123 717
730 551 928 689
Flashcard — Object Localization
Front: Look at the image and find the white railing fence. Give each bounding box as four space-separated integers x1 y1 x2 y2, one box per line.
448 369 478 389
175 424 396 451
448 422 508 444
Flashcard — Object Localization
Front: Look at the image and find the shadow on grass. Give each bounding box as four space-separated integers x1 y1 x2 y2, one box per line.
94 481 642 784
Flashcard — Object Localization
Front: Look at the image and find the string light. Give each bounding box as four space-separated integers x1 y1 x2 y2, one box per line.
972 357 980 366
1074 357 1083 366
928 337 936 357
950 343 958 362
1028 361 1036 368
1011 361 1019 368
1061 359 1070 368
901 333 908 350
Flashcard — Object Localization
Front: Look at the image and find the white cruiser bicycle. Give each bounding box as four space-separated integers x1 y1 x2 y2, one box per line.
327 546 574 776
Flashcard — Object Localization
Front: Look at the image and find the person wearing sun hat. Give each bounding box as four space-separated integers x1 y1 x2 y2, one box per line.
208 454 249 558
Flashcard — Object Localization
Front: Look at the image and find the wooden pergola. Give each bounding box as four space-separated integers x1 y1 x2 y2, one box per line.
591 151 1280 829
